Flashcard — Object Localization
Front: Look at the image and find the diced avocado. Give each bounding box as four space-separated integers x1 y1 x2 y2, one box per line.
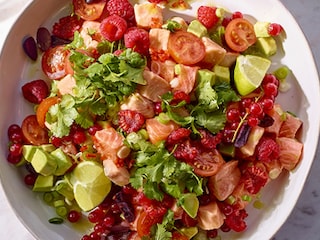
22 145 38 162
51 148 73 176
55 180 74 201
22 144 56 162
187 20 208 38
213 65 230 84
180 227 198 239
33 175 55 192
218 143 235 157
40 144 56 153
31 148 57 176
256 37 277 57
254 21 271 37
197 69 216 86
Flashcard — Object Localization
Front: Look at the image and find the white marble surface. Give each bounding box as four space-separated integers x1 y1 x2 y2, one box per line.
0 0 319 239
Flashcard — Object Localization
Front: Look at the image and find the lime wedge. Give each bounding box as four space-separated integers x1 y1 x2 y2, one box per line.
234 55 271 95
180 193 199 219
71 161 111 211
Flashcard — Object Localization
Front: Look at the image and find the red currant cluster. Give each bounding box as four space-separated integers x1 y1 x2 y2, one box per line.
222 74 280 143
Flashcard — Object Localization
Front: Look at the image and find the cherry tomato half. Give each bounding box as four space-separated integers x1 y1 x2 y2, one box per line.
225 18 257 52
21 115 49 145
41 46 70 80
191 149 225 177
73 0 106 21
136 211 164 237
36 96 60 128
168 31 206 65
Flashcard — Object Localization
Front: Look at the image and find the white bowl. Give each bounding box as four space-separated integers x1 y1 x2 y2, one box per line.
0 0 319 239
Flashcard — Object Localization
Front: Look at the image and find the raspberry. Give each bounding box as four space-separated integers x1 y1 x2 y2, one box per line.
197 6 219 29
173 140 199 162
106 0 135 21
242 164 268 194
200 130 222 150
124 27 150 56
171 91 191 105
118 110 145 134
52 15 83 40
224 208 248 232
21 79 49 104
100 15 128 42
166 128 191 146
256 137 280 163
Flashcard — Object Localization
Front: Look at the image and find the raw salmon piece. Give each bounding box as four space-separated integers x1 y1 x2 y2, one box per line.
120 93 155 118
277 137 303 171
103 159 130 186
145 117 179 144
149 28 170 51
197 201 224 230
201 37 226 67
265 104 285 136
150 60 176 82
134 3 163 29
208 160 241 201
57 74 76 96
279 113 302 138
170 64 198 94
93 127 124 161
138 69 171 102
80 21 102 50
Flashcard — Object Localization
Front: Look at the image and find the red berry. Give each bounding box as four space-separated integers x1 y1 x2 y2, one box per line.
263 83 278 97
268 23 283 36
21 79 49 104
232 11 243 19
256 137 280 163
88 124 103 136
249 102 263 117
72 131 87 145
102 215 115 229
68 210 81 223
197 6 219 29
226 108 241 122
118 109 145 134
153 102 163 115
24 173 37 186
200 130 222 150
52 15 83 40
88 208 105 223
261 97 274 111
247 116 259 127
100 15 128 42
262 74 279 87
124 27 150 56
172 91 191 104
7 153 21 164
166 128 191 146
242 164 268 194
207 229 218 238
9 143 23 157
106 0 135 21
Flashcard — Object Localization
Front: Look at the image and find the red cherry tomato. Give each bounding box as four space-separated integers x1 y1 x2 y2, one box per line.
225 18 257 52
168 31 206 65
73 0 106 21
21 115 49 145
192 149 225 177
41 46 70 80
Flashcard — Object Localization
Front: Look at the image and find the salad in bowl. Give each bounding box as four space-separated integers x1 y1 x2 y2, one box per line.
1 0 317 239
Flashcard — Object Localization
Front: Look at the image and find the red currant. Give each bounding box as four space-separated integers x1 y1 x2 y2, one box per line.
88 208 105 223
207 229 218 238
72 131 87 145
261 97 274 111
263 83 278 97
247 116 259 127
226 108 241 122
68 210 81 223
102 215 115 229
24 173 37 186
249 103 263 117
88 124 103 136
7 153 21 164
262 74 279 87
9 143 23 157
51 136 62 147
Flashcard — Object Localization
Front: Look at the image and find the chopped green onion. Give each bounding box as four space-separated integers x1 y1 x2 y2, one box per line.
242 194 252 202
56 206 68 218
48 217 64 224
274 66 290 80
43 192 54 204
253 200 265 209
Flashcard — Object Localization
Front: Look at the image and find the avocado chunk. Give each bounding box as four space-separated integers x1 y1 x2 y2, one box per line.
254 21 270 37
256 37 277 57
31 148 57 176
51 148 73 176
22 144 56 162
213 65 230 84
33 175 55 192
197 69 216 86
187 20 208 38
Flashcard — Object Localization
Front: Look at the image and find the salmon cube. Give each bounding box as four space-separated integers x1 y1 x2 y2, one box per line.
277 137 303 171
149 28 171 51
57 74 76 96
279 113 302 138
134 3 163 29
201 37 226 67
